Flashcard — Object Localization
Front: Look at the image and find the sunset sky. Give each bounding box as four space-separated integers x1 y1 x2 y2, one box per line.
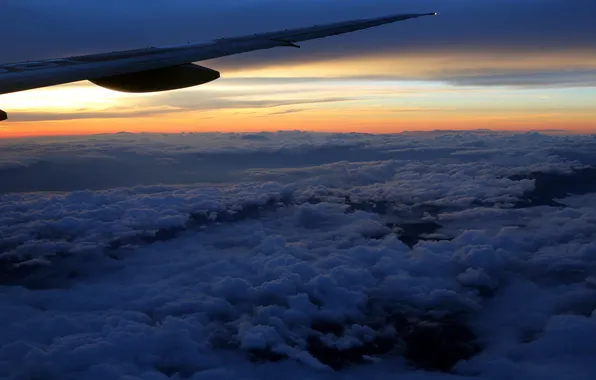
1 0 595 137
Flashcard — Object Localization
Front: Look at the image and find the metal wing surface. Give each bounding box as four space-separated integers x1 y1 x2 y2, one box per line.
0 12 436 96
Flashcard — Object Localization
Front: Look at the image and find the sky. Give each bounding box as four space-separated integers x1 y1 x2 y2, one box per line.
0 0 595 137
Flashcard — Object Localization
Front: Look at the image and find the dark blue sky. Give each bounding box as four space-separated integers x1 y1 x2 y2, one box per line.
2 0 595 63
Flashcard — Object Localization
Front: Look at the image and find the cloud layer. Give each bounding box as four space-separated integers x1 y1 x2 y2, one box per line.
2 130 596 379
0 130 590 192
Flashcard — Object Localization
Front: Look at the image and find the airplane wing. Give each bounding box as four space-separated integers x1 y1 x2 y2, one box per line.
0 11 436 121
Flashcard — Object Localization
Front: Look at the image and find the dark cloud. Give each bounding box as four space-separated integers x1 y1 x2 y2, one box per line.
3 130 596 378
202 71 596 89
6 109 180 122
0 130 592 193
144 92 352 111
264 108 306 116
441 69 596 88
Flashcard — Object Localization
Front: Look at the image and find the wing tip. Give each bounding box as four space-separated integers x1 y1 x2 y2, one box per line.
402 12 438 19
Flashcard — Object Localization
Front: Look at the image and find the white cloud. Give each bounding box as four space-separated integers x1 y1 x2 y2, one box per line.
2 131 596 379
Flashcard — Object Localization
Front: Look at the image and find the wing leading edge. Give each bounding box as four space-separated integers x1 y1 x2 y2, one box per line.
0 11 436 120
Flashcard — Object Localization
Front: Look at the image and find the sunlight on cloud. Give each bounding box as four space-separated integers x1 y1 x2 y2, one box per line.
221 51 596 84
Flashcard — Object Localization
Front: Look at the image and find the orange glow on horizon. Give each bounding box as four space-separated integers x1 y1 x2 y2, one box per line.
1 51 595 139
1 108 594 139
